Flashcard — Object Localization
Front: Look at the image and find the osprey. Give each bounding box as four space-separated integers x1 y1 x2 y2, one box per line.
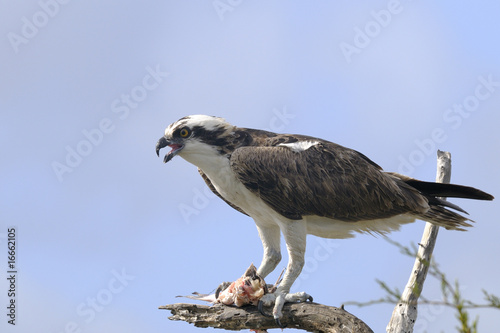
156 115 493 324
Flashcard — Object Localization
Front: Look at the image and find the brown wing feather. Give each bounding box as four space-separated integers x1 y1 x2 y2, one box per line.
229 139 429 222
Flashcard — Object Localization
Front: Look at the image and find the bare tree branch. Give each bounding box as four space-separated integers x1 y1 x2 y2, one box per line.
386 150 451 333
159 302 374 333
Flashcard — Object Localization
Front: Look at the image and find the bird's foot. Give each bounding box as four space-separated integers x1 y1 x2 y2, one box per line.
258 291 313 327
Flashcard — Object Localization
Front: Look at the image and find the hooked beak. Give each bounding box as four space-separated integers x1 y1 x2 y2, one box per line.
156 136 184 163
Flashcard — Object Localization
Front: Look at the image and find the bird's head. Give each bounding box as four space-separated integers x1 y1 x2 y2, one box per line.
156 115 236 165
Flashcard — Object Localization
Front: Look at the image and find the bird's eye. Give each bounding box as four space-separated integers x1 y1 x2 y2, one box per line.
179 128 191 138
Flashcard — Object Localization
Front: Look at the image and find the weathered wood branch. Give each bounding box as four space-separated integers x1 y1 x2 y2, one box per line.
386 150 451 333
160 302 374 333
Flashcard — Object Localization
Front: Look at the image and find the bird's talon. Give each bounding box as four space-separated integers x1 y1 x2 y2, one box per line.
275 317 286 328
257 300 272 317
215 281 231 299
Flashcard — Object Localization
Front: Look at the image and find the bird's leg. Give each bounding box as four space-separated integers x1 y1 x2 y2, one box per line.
215 224 281 304
255 224 282 278
258 220 312 327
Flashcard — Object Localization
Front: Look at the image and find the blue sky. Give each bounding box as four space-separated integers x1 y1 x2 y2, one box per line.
1 1 499 332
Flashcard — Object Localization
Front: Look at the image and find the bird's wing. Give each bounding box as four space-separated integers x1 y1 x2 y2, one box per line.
230 139 429 221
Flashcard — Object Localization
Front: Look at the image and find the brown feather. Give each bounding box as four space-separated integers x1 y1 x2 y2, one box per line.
229 133 430 222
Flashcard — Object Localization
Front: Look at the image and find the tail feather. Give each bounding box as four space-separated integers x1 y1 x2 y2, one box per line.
387 172 494 231
387 172 494 201
419 205 474 231
404 180 494 201
427 196 468 214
